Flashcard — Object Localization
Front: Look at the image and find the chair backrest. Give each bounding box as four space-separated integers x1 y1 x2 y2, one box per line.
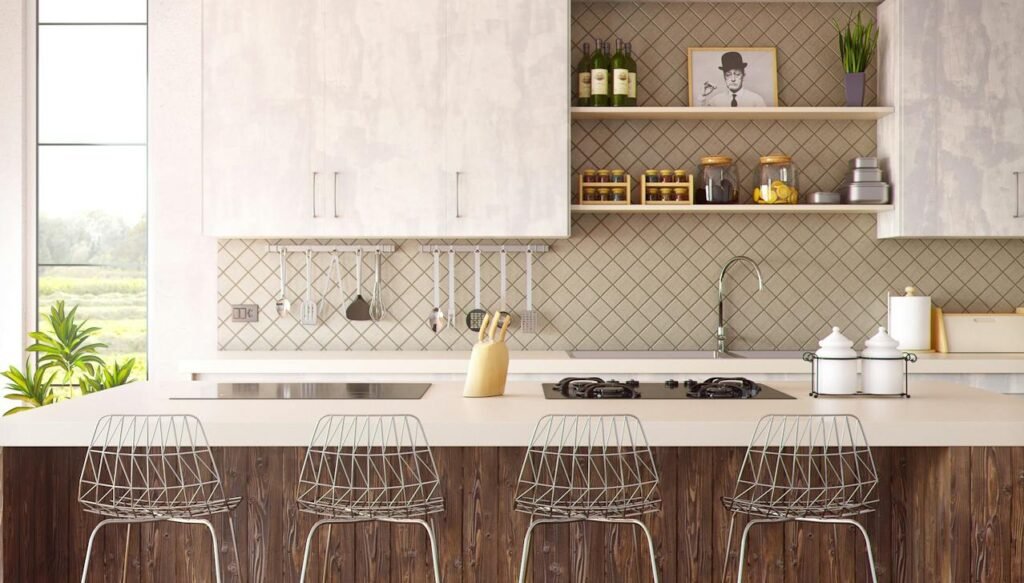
296 415 441 513
730 415 879 515
78 415 228 513
515 415 660 515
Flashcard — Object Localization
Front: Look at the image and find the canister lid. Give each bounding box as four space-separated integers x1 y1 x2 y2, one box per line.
817 326 857 357
759 154 792 165
863 326 902 357
700 156 733 165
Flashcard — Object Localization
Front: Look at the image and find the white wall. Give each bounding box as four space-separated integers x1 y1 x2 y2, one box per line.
148 0 219 380
0 0 29 372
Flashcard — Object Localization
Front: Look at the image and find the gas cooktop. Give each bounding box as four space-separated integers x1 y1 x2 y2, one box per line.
542 377 795 400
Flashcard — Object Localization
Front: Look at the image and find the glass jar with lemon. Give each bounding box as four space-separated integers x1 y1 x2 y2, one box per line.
754 155 799 204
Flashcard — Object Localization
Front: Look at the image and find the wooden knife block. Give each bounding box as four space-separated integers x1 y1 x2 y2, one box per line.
464 334 510 398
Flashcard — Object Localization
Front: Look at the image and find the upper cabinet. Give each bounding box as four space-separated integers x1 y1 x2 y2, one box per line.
877 0 1024 238
444 0 570 238
202 0 570 239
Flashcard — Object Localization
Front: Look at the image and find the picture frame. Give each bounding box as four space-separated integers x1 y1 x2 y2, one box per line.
687 47 779 107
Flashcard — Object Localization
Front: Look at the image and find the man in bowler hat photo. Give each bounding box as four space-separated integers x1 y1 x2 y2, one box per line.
699 51 768 107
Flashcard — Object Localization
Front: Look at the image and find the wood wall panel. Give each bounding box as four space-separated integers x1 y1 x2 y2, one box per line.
4 446 1024 582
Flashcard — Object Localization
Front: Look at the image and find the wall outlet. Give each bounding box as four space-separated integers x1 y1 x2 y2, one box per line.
231 304 259 323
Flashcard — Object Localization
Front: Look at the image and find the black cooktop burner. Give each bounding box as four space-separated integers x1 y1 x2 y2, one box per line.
543 376 794 400
683 377 761 399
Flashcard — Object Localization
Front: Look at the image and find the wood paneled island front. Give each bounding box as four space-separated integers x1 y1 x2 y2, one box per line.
2 381 1023 582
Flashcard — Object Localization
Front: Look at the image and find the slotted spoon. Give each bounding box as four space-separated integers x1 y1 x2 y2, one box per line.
521 248 539 333
275 249 291 318
428 249 447 332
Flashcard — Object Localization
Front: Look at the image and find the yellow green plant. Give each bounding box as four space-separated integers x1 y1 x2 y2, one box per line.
27 300 107 384
2 359 56 416
833 11 879 74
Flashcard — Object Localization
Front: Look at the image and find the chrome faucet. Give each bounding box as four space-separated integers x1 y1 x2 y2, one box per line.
716 256 764 355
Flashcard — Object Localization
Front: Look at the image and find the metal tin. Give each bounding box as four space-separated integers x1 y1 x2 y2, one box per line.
839 182 890 204
851 168 883 182
807 191 841 204
850 157 879 169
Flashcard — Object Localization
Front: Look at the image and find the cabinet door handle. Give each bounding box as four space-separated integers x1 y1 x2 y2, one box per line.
333 172 340 218
454 171 463 218
1015 171 1022 218
312 171 320 218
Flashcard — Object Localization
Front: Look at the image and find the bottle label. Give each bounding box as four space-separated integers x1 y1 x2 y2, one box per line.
613 68 629 96
628 72 637 99
590 68 608 96
579 72 591 98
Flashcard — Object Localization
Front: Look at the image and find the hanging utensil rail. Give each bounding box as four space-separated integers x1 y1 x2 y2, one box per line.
418 244 548 254
266 244 396 254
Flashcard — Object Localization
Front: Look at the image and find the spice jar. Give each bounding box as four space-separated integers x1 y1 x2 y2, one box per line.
647 187 661 201
699 156 738 204
861 327 905 395
611 186 627 202
596 169 611 183
582 187 597 202
754 155 799 204
597 187 611 201
672 169 687 184
582 169 597 183
815 326 859 395
644 169 659 183
611 169 626 183
672 187 687 202
659 169 673 183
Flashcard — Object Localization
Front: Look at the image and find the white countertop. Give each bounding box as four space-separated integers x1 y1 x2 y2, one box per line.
3 379 1024 447
180 350 1024 379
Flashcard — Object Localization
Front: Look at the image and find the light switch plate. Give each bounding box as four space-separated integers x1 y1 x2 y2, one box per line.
231 304 259 323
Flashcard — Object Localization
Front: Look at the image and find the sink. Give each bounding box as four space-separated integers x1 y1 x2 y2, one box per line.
567 350 806 360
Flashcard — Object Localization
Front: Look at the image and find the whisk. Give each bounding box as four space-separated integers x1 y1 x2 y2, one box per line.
368 249 387 322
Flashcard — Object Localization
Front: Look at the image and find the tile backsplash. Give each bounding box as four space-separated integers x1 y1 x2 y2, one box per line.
219 3 1024 352
219 215 1024 352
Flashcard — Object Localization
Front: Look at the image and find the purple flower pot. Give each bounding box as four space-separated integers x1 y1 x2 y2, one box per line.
845 72 866 107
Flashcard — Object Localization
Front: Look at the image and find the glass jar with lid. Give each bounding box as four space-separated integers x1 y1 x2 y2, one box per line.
596 169 611 183
644 169 659 183
597 187 611 201
754 155 799 204
581 169 597 183
699 156 738 204
610 169 627 183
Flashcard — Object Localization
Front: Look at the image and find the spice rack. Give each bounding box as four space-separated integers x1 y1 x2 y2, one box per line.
577 174 632 205
641 174 695 205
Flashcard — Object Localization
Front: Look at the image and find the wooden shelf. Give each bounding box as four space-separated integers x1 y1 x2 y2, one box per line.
571 106 895 121
572 204 894 214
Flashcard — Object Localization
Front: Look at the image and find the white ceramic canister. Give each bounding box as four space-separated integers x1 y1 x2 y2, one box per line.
861 327 905 395
815 326 859 395
888 286 932 351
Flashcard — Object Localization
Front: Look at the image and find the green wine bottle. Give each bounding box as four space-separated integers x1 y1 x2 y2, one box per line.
590 39 609 107
611 39 629 107
625 42 638 106
576 42 592 107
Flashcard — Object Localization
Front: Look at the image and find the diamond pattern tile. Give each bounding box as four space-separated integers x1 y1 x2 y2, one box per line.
218 3 1024 353
219 218 1024 352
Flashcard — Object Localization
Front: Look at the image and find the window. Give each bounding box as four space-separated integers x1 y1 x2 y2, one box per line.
36 0 148 382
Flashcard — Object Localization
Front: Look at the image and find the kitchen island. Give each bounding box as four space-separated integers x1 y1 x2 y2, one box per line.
2 380 1023 582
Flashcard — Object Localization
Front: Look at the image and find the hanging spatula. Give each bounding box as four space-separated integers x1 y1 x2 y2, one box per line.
345 249 372 321
300 250 318 327
521 248 540 334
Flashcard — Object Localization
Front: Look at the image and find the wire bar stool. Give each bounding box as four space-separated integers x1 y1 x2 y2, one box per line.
78 415 241 583
722 414 880 583
514 414 662 583
296 414 444 583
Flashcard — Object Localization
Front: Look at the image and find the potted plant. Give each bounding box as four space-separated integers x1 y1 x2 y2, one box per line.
834 11 879 107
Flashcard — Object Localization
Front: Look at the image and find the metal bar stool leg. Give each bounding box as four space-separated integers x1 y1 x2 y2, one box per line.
82 518 120 583
299 519 332 583
384 517 444 583
722 514 737 583
120 523 132 583
735 518 776 583
228 515 241 581
846 518 879 583
625 518 660 583
517 518 545 583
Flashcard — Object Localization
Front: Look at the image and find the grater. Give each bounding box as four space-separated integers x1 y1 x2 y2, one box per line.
465 249 487 332
521 249 539 333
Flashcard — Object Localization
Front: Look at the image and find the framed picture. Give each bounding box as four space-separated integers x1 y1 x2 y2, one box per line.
688 47 778 107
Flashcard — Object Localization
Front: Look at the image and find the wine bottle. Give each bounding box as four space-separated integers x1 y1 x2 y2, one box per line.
576 42 592 107
611 39 629 107
625 42 638 106
590 39 609 107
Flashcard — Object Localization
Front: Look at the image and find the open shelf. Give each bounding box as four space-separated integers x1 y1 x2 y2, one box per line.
572 204 894 214
571 106 895 121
